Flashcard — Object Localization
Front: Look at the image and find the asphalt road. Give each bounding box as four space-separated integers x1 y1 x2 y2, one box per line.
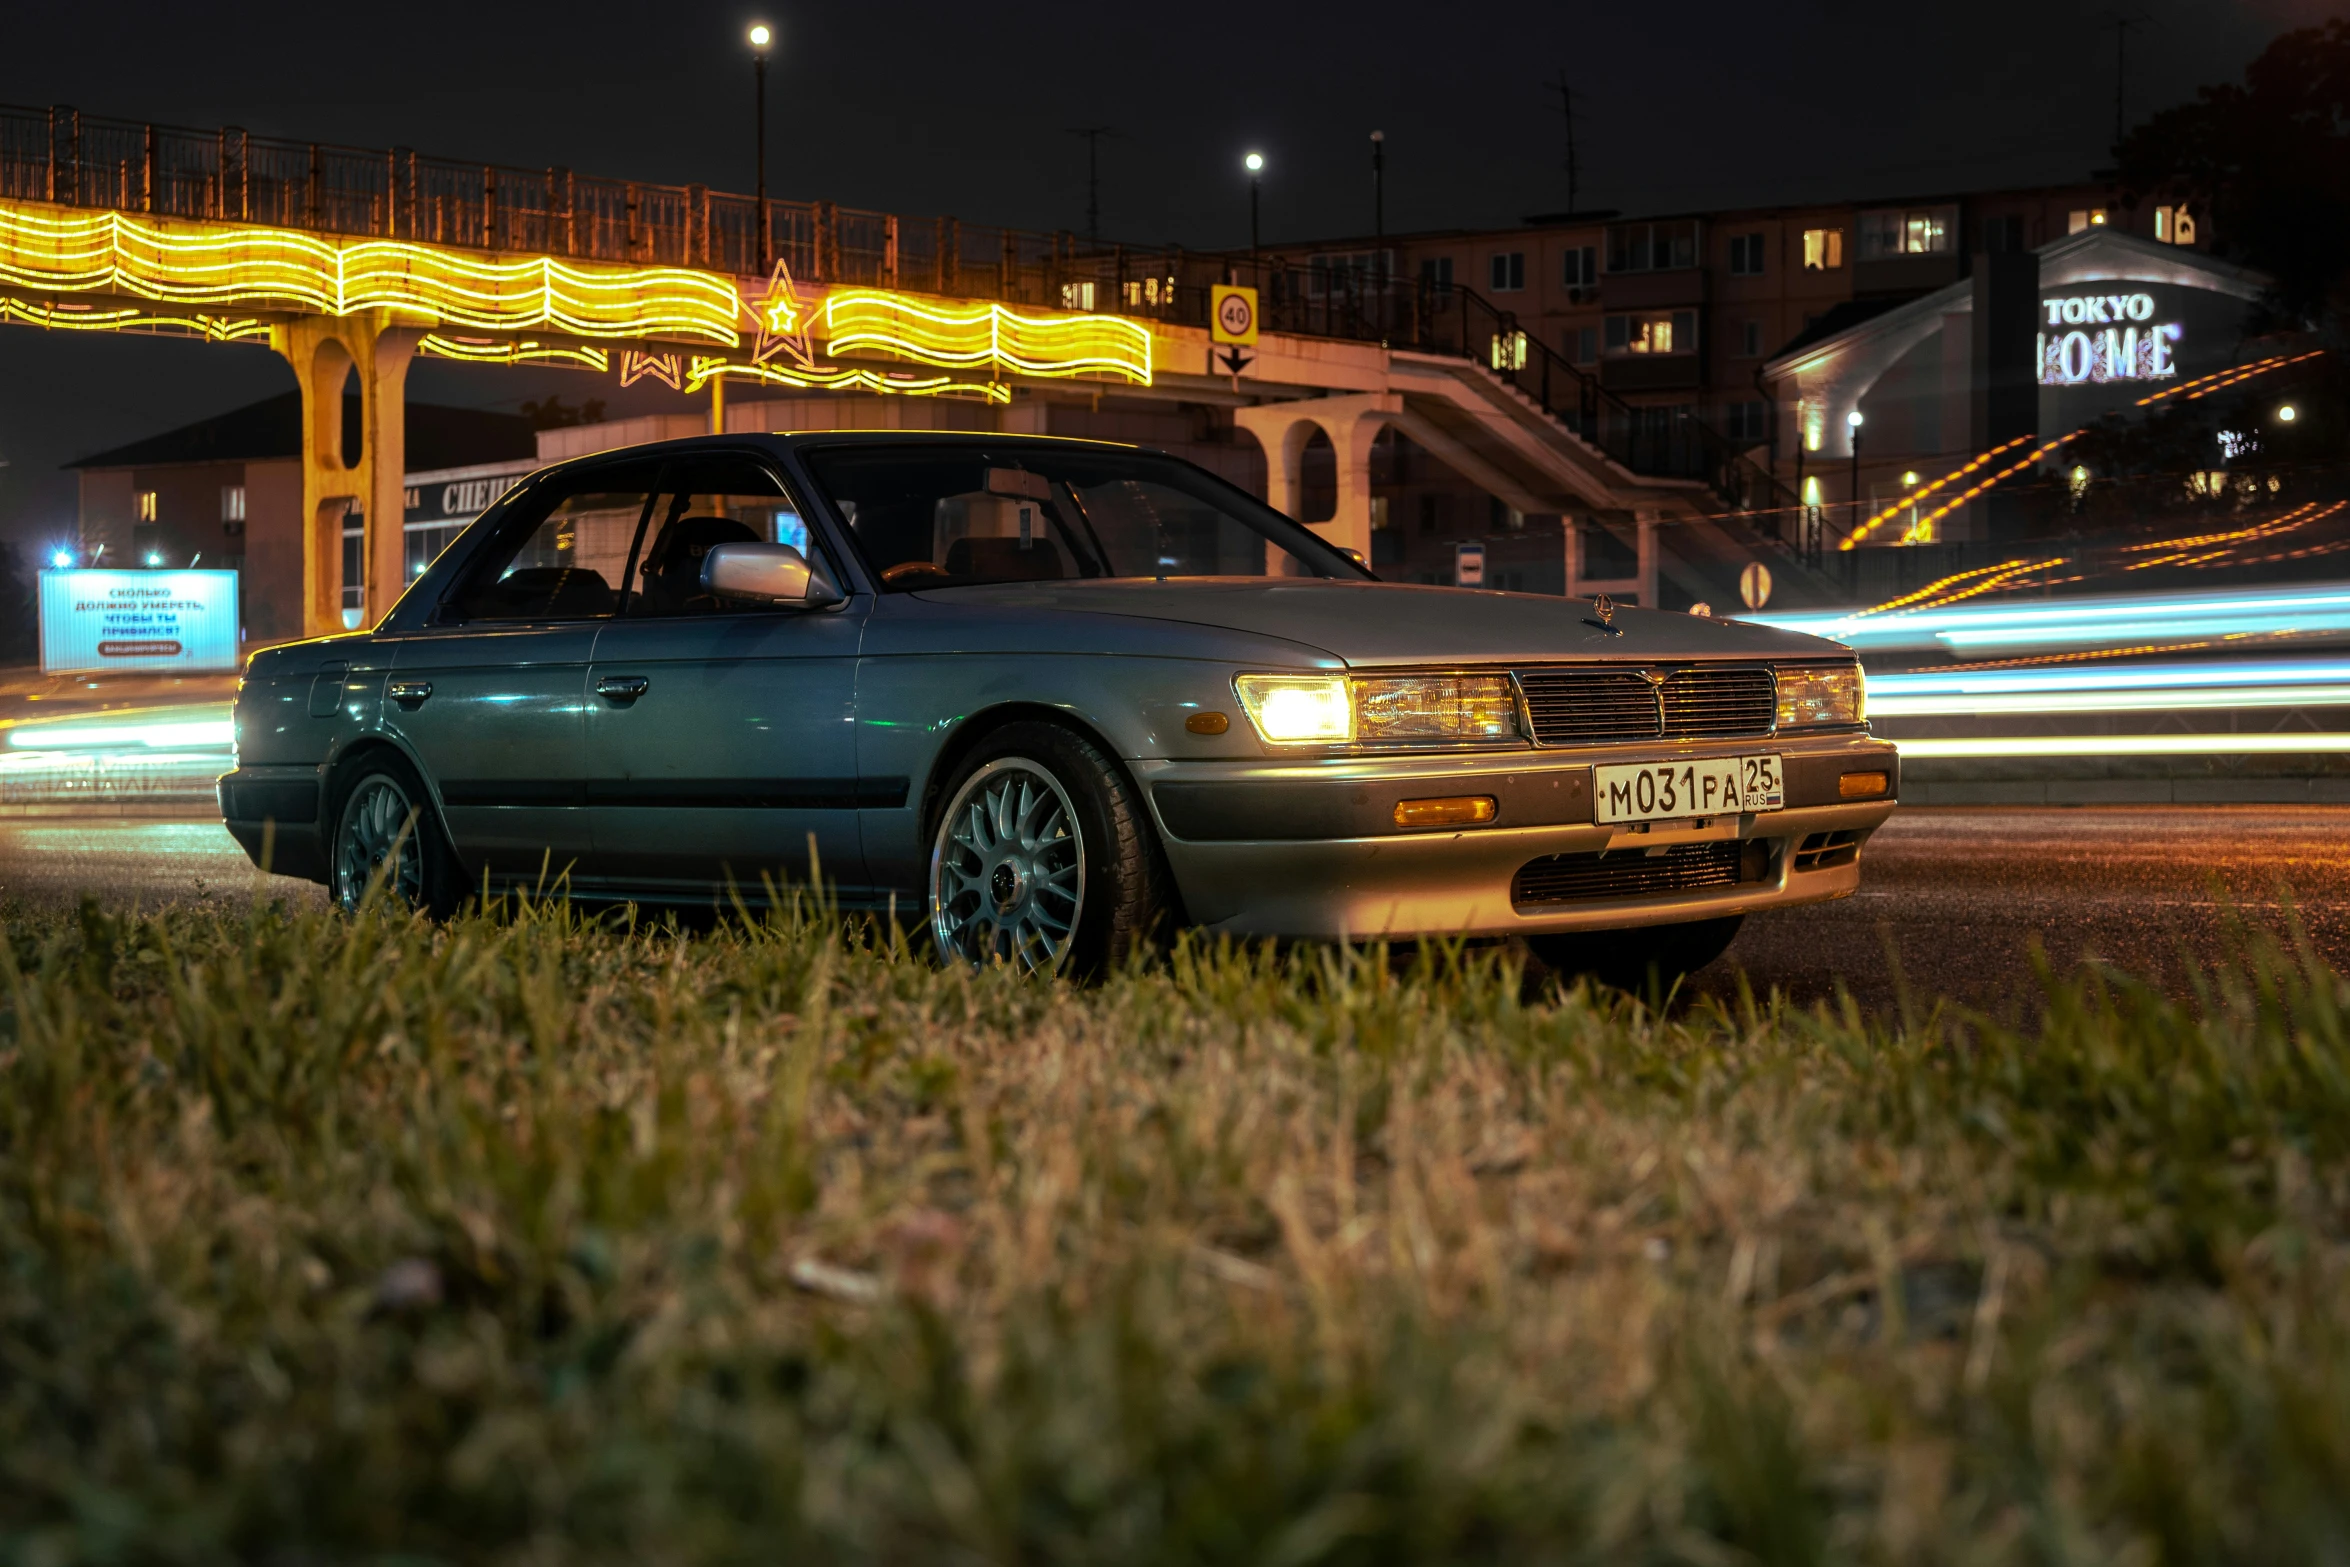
1 807 2344 1013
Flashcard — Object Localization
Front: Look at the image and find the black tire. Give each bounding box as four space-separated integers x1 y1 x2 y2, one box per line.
1527 914 1745 998
926 721 1170 977
328 752 465 919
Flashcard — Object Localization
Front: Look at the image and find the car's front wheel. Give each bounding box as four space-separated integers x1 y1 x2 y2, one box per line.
927 722 1169 976
1526 913 1746 997
330 753 462 917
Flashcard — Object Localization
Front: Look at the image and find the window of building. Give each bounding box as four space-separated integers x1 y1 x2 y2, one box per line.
1419 256 1453 294
220 484 246 525
1604 310 1698 356
1489 251 1526 292
135 490 158 522
2154 204 2197 245
1309 251 1394 297
339 506 365 628
1722 401 1769 444
1490 329 1529 370
1739 320 1764 358
1059 280 1096 311
2067 208 2109 234
1567 325 1598 364
1121 274 1175 308
1981 214 2027 253
1605 220 1699 273
1801 228 1844 270
1562 245 1596 288
1858 206 1954 259
1727 233 1765 275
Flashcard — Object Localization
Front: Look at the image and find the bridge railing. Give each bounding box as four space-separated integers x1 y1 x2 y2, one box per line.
0 102 1790 515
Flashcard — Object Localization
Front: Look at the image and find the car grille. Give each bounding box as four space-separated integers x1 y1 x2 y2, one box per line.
1512 840 1757 906
1515 665 1776 745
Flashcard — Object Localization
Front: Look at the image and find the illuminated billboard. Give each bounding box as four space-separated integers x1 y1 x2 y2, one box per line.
38 570 240 674
2038 291 2183 386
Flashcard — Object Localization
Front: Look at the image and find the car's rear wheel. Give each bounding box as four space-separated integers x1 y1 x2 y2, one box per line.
331 753 462 918
927 722 1168 977
1527 913 1745 997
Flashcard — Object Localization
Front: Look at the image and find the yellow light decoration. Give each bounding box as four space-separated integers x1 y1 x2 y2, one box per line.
821 289 1151 384
0 294 269 341
417 334 609 371
0 199 742 345
687 354 1011 404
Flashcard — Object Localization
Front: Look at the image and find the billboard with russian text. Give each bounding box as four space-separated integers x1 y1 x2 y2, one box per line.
38 570 240 674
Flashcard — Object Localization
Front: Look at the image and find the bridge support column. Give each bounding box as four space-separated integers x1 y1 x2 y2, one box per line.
1233 393 1401 566
269 312 420 637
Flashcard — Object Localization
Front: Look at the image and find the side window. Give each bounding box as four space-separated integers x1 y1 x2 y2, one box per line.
445 460 663 622
627 453 820 617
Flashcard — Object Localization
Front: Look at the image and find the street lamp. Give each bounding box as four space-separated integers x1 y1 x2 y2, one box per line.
1846 409 1865 545
749 23 773 274
1244 150 1264 261
2278 403 2299 423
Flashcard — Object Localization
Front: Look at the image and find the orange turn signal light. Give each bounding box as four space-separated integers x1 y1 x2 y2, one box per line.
1393 794 1498 827
1839 769 1890 799
1185 711 1230 735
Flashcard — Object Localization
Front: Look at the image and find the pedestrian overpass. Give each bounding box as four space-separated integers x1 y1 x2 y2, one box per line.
0 103 1812 636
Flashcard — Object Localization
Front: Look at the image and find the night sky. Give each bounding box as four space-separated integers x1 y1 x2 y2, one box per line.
0 0 2331 548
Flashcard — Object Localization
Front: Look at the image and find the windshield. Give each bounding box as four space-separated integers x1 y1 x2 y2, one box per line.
800 444 1368 592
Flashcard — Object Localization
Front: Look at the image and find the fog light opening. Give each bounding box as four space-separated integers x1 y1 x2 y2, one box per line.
1393 795 1498 828
1838 769 1890 799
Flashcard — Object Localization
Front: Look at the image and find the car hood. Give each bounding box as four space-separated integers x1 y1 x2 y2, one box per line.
910 578 1851 666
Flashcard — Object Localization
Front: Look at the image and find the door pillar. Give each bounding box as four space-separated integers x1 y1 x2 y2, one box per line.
270 311 420 636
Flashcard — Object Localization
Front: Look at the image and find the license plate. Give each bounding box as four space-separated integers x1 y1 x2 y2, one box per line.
1594 754 1783 824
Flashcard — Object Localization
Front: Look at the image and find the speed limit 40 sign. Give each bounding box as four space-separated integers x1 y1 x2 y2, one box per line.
1211 284 1259 345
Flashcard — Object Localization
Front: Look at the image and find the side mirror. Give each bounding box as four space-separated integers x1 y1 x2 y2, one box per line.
701 541 844 606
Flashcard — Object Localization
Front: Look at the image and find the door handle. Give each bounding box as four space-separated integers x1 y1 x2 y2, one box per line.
596 675 650 703
388 679 432 706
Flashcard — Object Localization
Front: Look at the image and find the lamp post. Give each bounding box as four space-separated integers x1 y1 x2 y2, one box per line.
1244 150 1264 267
749 23 773 274
1846 408 1864 553
1370 131 1385 333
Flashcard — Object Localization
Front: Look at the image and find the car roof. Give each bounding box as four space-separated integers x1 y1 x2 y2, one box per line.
545 429 1151 467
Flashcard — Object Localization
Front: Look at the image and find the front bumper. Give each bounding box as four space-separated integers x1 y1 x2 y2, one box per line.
1139 732 1897 940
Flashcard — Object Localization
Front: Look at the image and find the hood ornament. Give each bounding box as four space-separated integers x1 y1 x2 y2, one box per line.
1583 592 1624 636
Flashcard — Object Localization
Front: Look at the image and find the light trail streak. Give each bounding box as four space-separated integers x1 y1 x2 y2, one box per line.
1896 733 2350 759
1755 581 2350 654
3 704 234 751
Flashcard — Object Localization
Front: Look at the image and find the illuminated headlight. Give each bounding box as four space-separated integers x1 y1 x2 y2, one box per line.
1234 673 1523 745
1776 663 1866 729
1353 674 1520 743
1235 674 1353 742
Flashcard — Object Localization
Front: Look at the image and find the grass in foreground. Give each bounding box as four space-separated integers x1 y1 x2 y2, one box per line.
1 896 2348 1564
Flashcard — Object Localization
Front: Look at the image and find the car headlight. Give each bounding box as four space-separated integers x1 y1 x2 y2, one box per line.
1776 662 1865 729
1235 674 1353 742
1234 673 1523 745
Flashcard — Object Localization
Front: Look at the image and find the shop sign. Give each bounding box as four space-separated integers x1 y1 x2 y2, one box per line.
2038 291 2182 385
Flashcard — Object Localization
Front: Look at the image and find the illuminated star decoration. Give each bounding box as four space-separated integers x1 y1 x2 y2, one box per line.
751 259 817 370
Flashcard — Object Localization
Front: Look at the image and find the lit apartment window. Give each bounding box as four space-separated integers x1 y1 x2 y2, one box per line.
1727 233 1765 275
1859 207 1954 259
1058 280 1096 311
1561 245 1597 288
136 490 158 522
2154 204 2197 245
2067 208 2109 234
1419 256 1453 293
1604 310 1697 355
1489 251 1526 291
1739 320 1764 357
1605 220 1699 273
1121 275 1174 308
340 505 365 629
1801 228 1844 270
220 484 246 523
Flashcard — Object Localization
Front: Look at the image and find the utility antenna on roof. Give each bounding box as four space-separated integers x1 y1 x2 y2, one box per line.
1543 69 1581 215
1065 125 1121 246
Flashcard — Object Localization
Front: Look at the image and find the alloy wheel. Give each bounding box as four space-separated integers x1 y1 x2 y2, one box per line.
334 774 426 913
929 757 1086 973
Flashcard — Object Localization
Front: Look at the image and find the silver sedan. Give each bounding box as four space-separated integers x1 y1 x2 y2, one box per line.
220 432 1896 980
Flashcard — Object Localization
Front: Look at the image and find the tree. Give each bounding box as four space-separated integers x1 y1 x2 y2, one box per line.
2116 21 2350 326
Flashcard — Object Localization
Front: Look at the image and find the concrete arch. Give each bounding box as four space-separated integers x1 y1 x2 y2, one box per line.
270 312 420 634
